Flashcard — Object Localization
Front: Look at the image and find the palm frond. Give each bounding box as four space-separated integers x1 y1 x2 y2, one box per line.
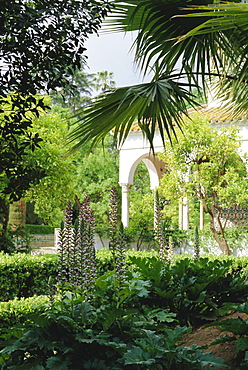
67 76 198 153
68 1 247 152
104 1 236 87
176 2 248 114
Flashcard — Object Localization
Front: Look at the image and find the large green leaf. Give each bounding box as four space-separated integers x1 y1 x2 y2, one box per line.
123 346 156 365
67 76 197 152
68 0 247 151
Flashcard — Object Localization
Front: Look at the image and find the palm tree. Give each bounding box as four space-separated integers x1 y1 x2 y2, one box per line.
93 71 116 93
67 1 248 152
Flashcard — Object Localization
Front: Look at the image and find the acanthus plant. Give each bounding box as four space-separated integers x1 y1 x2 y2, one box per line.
57 195 97 299
154 189 168 261
77 194 97 298
56 200 74 287
194 225 200 261
109 186 127 285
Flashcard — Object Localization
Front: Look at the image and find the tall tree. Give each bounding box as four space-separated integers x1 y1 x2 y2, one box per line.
74 134 119 230
24 104 79 226
159 114 248 255
0 0 111 239
93 71 116 92
51 69 95 111
67 0 248 152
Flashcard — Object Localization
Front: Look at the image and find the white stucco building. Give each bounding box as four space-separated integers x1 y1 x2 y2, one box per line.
118 103 248 229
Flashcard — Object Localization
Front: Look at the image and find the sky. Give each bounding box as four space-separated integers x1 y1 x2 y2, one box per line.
85 31 150 88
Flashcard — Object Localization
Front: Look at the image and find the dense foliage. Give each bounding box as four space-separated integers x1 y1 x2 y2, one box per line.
0 0 112 246
0 248 248 368
159 114 248 255
0 253 57 301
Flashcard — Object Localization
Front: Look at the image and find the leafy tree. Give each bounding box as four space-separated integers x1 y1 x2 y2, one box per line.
74 134 119 231
0 0 111 239
51 68 116 112
67 0 248 152
0 0 110 98
9 106 120 229
50 69 95 111
159 114 248 255
126 162 154 249
0 99 46 235
127 192 154 250
24 105 79 226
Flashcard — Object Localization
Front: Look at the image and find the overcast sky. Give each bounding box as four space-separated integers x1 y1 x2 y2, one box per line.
85 32 150 88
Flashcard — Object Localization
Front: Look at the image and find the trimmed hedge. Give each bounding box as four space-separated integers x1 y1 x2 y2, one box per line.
0 295 50 328
25 224 55 235
1 250 248 302
25 224 54 235
0 253 57 301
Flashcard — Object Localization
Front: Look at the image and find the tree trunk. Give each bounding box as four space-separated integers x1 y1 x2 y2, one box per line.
202 199 231 255
209 214 231 255
210 225 231 255
0 199 9 234
8 201 26 230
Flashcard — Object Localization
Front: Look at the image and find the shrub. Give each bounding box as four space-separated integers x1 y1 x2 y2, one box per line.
0 253 57 301
0 275 225 369
0 295 50 329
25 224 55 235
128 256 248 325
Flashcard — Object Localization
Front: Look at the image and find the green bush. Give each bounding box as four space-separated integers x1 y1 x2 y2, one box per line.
127 255 248 325
0 253 57 301
0 279 225 369
25 224 55 235
0 295 50 328
1 250 248 303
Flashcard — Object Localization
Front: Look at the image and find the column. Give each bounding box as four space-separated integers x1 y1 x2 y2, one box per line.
182 196 189 230
119 183 131 227
200 200 204 230
179 198 183 230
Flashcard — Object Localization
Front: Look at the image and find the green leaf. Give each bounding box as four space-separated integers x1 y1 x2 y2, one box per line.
146 308 176 323
99 307 125 331
213 318 248 336
123 346 155 365
46 356 70 369
236 337 248 352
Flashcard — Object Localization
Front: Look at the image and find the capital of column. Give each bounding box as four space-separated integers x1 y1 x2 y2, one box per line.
119 183 132 192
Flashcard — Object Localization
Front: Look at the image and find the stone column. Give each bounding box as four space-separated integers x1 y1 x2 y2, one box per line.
119 183 132 227
182 197 189 230
200 200 204 230
179 198 183 230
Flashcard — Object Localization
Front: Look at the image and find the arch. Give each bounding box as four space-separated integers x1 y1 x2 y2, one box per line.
118 130 165 226
126 153 162 190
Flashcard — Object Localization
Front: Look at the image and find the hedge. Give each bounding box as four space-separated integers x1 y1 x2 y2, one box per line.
0 295 50 329
0 253 57 301
25 224 55 235
1 250 248 302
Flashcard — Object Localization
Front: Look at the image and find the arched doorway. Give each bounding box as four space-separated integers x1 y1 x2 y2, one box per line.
118 129 165 226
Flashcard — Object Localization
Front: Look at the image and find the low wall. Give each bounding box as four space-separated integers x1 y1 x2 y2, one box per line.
31 234 56 254
31 229 248 256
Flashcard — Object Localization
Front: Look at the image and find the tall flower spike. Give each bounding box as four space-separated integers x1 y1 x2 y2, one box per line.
57 201 74 289
77 194 97 298
154 189 168 261
168 235 174 264
56 197 97 298
194 225 200 260
109 186 127 284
